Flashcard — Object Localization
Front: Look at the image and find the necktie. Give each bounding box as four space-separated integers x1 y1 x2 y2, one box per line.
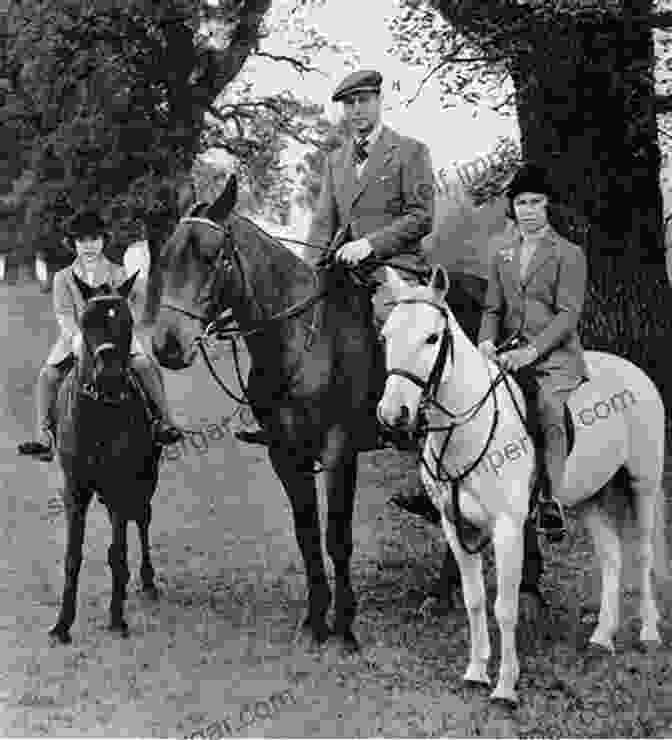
354 137 369 166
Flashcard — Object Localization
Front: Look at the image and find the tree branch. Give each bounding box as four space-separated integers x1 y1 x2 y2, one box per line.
254 51 325 76
205 0 273 94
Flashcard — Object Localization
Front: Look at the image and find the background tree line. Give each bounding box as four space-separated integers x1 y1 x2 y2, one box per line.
2 0 672 402
0 0 341 264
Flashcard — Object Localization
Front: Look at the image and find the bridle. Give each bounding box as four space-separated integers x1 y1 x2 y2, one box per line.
159 216 243 339
78 298 133 405
383 296 511 555
385 298 455 407
159 214 328 405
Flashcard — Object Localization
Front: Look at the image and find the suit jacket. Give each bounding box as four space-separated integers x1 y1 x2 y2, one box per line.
306 125 434 274
47 256 145 366
478 226 589 384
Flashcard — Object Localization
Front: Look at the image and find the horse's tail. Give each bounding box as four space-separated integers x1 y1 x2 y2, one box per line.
606 468 670 582
652 481 671 582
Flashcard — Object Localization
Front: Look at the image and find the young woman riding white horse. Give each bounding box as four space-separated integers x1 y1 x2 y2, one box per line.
377 264 669 706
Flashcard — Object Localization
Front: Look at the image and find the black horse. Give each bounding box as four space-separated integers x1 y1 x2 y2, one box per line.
49 273 161 646
149 176 387 652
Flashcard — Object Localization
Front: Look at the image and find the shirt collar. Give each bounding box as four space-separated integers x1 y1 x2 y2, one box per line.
358 121 383 147
519 224 551 246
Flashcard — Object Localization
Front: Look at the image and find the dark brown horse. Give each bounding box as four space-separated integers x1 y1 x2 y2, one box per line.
148 176 385 652
49 274 161 646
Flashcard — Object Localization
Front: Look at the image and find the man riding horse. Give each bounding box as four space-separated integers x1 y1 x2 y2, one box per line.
235 68 435 449
18 207 184 461
395 163 589 539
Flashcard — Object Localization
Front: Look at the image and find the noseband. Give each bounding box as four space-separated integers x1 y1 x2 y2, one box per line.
386 298 454 402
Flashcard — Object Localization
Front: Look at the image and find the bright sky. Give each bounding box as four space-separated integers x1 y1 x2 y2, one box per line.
233 0 519 179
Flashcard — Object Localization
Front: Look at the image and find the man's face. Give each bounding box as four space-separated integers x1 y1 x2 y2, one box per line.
342 91 381 136
512 192 549 234
75 235 104 263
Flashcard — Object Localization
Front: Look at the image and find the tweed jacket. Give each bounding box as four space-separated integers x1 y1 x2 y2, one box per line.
306 124 434 275
478 226 589 385
46 256 145 366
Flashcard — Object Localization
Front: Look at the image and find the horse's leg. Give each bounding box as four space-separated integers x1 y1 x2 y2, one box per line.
268 444 331 647
490 514 524 706
49 484 92 646
137 503 159 601
631 481 661 645
582 503 621 653
108 512 131 637
442 521 490 687
324 447 359 653
430 517 542 616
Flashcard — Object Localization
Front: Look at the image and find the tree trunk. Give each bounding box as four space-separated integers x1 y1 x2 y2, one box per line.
510 2 672 406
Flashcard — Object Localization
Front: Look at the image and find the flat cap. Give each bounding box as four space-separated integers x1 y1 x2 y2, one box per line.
67 208 106 238
332 69 382 102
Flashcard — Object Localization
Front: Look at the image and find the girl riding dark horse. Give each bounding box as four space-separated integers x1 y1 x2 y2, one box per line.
149 176 386 652
48 274 162 645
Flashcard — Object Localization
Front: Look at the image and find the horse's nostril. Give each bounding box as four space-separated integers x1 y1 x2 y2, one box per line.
399 405 410 424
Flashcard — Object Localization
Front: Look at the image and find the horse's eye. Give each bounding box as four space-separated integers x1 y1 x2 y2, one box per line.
426 332 440 345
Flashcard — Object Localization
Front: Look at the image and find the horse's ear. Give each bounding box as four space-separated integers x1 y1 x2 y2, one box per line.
205 175 237 222
72 272 96 302
385 266 408 298
117 271 139 300
430 265 450 298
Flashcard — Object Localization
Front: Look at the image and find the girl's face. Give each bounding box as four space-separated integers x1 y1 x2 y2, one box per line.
75 235 104 264
513 192 549 235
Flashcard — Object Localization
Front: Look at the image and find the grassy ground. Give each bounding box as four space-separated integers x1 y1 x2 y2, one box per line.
1 279 671 738
360 449 672 738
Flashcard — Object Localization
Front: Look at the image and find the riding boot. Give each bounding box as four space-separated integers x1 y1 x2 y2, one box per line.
17 365 61 461
130 355 184 446
389 480 440 524
537 404 568 542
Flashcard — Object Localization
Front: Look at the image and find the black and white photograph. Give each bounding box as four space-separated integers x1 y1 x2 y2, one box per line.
1 0 672 737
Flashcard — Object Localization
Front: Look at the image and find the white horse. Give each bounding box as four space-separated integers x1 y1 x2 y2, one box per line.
377 265 669 706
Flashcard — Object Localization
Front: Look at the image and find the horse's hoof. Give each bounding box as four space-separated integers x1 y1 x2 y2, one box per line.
294 619 329 653
48 625 72 646
108 619 130 638
330 628 360 657
142 584 160 602
583 641 613 670
463 664 490 687
464 678 490 691
489 691 518 710
637 638 662 655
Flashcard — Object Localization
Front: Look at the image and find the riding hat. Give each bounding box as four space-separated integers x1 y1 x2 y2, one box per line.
66 208 106 239
332 69 383 102
505 163 558 202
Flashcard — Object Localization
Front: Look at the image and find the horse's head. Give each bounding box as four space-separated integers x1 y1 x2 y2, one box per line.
150 175 239 370
75 272 138 397
377 265 454 431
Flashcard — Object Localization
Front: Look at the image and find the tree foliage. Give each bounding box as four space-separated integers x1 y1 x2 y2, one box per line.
390 0 672 405
0 0 338 256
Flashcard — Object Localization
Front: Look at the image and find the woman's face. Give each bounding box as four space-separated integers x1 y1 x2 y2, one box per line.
75 235 104 264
